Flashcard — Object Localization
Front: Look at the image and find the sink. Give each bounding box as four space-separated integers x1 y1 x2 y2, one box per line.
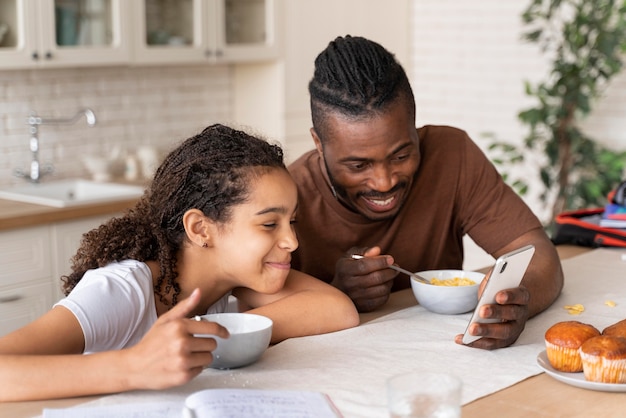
0 179 145 208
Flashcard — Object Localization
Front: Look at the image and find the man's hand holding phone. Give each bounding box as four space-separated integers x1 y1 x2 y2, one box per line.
456 245 535 350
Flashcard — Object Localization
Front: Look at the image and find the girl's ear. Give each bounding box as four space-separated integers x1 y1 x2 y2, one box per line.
182 209 214 248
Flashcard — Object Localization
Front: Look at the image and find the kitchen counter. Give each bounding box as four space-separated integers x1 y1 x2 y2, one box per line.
0 198 140 231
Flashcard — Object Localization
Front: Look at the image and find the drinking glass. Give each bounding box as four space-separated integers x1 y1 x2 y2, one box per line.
386 372 462 418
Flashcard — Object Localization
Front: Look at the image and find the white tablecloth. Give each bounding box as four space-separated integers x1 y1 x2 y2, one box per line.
46 248 626 418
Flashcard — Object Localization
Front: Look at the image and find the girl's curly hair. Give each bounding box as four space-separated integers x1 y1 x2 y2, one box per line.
61 124 286 307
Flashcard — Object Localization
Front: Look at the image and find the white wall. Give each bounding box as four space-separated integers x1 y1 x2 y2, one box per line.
280 0 411 163
408 0 626 269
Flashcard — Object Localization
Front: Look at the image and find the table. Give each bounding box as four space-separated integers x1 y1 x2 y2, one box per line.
2 245 625 418
365 274 626 418
464 244 626 418
363 244 626 418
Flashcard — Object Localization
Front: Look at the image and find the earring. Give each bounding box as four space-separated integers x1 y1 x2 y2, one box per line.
202 242 208 248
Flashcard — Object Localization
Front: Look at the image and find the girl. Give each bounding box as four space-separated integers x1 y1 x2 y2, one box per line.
0 124 359 401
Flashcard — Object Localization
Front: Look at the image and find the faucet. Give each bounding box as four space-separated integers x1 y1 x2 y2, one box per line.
15 108 97 183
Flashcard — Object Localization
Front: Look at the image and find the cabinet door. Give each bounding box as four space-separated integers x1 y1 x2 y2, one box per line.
0 0 40 69
0 0 131 70
0 226 54 337
50 214 115 301
132 0 280 65
0 226 52 287
132 0 212 64
0 282 55 337
36 0 131 68
217 0 281 63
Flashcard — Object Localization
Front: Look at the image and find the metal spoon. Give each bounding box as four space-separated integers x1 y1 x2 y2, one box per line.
350 254 432 285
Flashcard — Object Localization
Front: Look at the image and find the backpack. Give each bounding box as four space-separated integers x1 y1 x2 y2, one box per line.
551 208 626 248
551 181 626 248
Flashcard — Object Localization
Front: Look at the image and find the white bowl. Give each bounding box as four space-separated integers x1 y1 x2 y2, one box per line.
410 269 485 315
196 313 273 369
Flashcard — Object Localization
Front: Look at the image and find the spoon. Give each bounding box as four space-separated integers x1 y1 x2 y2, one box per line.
350 254 432 285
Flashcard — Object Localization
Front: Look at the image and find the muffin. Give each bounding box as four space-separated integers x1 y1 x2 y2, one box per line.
544 321 600 372
580 335 626 383
602 319 626 338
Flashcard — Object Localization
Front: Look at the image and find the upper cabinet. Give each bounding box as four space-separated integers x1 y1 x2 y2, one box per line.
0 0 280 70
132 0 280 65
0 0 131 69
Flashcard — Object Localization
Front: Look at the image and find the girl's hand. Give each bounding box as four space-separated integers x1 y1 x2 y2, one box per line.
122 288 229 390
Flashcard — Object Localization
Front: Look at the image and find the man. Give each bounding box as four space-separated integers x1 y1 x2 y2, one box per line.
288 35 564 350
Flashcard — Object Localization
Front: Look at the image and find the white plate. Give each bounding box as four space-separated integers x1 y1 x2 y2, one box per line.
537 350 626 392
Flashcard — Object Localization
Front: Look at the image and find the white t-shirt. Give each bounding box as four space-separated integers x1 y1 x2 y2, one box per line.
55 260 230 353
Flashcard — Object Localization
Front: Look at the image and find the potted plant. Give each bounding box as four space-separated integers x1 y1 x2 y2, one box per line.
488 0 626 227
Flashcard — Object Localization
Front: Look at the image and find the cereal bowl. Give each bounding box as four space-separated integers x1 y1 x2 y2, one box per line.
196 313 273 369
410 269 485 314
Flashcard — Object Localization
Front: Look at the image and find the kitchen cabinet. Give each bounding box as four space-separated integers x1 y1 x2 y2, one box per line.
0 214 114 337
0 0 131 70
131 0 281 65
0 0 279 70
50 214 114 301
0 226 54 337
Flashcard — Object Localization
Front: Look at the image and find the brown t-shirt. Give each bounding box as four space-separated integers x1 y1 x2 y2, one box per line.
288 125 542 291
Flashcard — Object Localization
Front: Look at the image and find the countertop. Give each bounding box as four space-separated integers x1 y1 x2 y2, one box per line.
0 198 139 231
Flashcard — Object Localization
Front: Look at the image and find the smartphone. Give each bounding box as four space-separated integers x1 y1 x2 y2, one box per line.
461 244 536 344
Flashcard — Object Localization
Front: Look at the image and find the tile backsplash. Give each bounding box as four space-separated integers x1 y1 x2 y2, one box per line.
0 64 232 188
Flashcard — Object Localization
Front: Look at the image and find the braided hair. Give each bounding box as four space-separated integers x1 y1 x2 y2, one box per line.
61 124 286 307
308 35 416 140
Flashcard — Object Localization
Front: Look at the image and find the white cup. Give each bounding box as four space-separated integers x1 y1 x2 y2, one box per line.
387 372 462 418
82 155 111 182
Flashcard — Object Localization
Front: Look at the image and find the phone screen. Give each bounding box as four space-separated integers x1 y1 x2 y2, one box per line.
461 244 535 344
